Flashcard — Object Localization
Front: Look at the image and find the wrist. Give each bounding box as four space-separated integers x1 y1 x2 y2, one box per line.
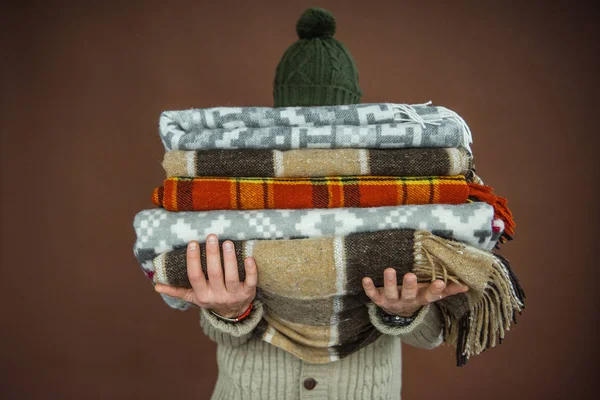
381 306 422 318
210 302 253 320
379 306 421 326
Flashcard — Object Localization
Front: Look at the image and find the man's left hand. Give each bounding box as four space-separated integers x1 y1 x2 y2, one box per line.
362 269 469 317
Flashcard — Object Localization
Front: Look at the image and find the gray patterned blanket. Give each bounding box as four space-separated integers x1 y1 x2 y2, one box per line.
133 203 503 310
159 102 473 153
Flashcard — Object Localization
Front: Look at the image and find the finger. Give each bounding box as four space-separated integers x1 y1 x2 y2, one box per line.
400 273 418 302
383 268 399 301
442 282 469 297
241 257 258 295
205 234 226 292
186 241 207 293
222 241 241 295
420 279 446 304
362 277 383 305
154 284 196 304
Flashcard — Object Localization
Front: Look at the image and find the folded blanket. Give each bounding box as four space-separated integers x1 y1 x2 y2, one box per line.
151 176 515 235
133 202 504 275
162 103 402 128
162 147 472 178
153 175 468 210
153 230 525 366
159 102 473 152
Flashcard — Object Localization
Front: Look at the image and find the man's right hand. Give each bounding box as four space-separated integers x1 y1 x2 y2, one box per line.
154 234 258 318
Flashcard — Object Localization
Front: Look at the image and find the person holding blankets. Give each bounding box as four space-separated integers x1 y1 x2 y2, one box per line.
138 8 522 400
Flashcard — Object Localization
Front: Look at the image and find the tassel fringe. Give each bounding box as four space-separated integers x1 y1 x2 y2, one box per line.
468 182 516 237
413 231 525 366
392 101 473 154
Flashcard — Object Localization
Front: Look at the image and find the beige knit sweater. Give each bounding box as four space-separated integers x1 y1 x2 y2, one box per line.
199 299 443 400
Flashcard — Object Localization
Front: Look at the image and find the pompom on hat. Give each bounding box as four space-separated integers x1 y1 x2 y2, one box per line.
273 8 362 107
296 7 337 39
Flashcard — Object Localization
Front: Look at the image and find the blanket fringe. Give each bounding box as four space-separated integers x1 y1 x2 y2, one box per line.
413 232 525 366
468 182 515 237
392 101 473 154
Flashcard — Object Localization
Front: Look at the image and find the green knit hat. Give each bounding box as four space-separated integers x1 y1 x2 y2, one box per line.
273 8 362 107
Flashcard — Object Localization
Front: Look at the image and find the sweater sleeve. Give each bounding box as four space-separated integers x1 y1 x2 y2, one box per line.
199 299 265 348
366 302 444 350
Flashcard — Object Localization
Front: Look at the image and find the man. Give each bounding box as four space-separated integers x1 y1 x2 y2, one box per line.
155 8 467 399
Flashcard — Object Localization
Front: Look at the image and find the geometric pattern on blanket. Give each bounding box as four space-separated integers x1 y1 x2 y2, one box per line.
159 103 473 152
132 202 504 278
161 123 466 152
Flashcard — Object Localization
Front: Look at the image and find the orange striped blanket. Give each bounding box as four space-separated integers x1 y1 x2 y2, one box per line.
152 176 514 236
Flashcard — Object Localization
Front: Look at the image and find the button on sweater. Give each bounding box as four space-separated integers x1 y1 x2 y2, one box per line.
199 300 444 400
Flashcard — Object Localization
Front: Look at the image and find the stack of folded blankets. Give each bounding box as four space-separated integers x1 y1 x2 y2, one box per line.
133 102 524 366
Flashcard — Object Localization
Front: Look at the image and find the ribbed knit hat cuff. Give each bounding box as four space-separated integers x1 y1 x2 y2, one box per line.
274 85 361 107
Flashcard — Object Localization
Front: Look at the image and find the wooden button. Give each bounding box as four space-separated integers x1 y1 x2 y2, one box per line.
303 377 317 390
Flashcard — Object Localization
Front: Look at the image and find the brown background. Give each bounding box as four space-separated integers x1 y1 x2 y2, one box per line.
1 1 598 399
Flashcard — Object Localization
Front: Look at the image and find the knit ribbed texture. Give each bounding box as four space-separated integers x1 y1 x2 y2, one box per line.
201 301 444 399
273 8 362 107
273 83 361 107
